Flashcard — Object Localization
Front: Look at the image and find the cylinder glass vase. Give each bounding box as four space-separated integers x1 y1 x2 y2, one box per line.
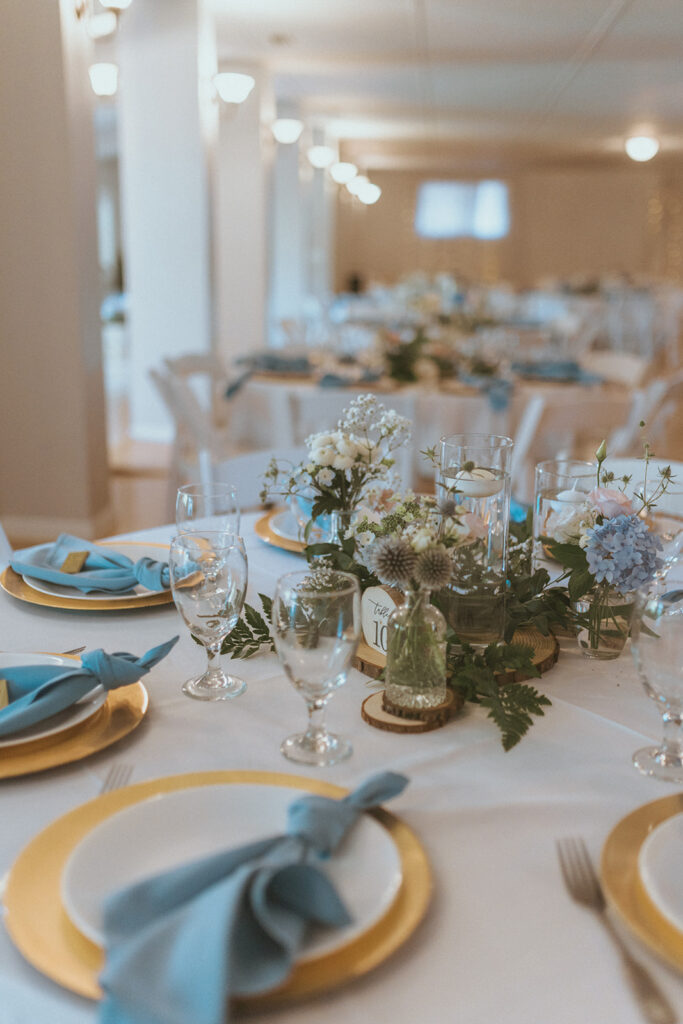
436 433 514 644
533 459 595 571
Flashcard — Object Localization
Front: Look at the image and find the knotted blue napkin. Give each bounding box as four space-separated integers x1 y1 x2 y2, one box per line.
99 771 409 1024
0 637 178 737
10 535 170 594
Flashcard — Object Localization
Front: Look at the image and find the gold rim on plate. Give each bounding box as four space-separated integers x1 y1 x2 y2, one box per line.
601 792 683 973
0 542 173 611
255 509 305 554
4 770 431 1005
0 682 148 779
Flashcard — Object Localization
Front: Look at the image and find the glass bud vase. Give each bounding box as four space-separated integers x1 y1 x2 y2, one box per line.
573 584 634 660
329 508 355 547
384 588 448 710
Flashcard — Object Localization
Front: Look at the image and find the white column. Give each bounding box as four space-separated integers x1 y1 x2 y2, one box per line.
305 128 335 307
117 0 216 441
213 70 269 364
0 0 113 543
268 116 306 344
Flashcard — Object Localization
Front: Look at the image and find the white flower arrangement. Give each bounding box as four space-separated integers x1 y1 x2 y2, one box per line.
260 394 411 519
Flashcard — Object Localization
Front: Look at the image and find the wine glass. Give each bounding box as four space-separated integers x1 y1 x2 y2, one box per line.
271 569 360 765
631 554 683 782
169 532 248 701
176 483 241 536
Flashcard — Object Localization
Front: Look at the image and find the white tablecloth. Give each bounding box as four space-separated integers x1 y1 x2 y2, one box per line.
1 514 682 1024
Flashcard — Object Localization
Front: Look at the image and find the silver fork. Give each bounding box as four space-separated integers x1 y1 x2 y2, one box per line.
100 762 133 794
557 837 677 1024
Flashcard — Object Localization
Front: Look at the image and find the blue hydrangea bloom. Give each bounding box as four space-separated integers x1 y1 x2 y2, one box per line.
585 514 663 593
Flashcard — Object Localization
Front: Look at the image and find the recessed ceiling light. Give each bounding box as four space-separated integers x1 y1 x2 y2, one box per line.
89 62 118 96
357 182 382 205
625 135 660 162
214 73 255 104
271 118 304 144
307 145 335 169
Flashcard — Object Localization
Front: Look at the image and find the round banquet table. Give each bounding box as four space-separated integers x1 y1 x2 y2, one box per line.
1 513 682 1024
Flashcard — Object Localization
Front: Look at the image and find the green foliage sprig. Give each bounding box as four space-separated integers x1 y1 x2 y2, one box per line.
219 594 275 658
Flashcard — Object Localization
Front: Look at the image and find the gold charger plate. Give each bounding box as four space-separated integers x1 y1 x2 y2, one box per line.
601 792 683 973
4 770 431 1006
0 682 148 779
255 509 305 554
0 542 173 611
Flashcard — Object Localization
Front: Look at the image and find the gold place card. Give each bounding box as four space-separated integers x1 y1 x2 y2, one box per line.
60 552 89 574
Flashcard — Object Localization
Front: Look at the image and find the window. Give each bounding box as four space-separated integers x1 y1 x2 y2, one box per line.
414 180 509 240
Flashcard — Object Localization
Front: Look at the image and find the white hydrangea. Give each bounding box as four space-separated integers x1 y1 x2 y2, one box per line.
545 503 597 545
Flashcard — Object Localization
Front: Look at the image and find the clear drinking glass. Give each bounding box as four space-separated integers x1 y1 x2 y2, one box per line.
271 569 360 765
533 459 595 570
631 556 683 782
169 532 248 701
437 433 514 644
176 483 241 536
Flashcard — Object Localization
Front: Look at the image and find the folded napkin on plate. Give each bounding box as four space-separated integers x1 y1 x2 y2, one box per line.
10 535 170 594
0 637 178 738
99 771 409 1024
511 360 604 384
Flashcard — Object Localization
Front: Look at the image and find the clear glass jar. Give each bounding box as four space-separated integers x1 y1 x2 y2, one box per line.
573 583 634 660
384 588 448 710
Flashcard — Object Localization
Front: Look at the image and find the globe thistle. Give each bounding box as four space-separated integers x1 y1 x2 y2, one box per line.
367 536 417 587
414 545 454 590
437 496 457 517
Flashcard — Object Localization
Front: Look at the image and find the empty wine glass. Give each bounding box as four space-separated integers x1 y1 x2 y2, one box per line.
272 569 360 765
176 483 240 536
631 553 683 782
169 532 248 701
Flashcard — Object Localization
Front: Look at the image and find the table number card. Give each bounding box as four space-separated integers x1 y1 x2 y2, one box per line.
361 586 402 654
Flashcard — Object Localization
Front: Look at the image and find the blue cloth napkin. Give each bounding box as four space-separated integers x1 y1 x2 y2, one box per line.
317 370 383 388
239 353 312 375
511 360 604 384
99 771 409 1024
224 369 253 400
459 372 512 411
10 535 170 594
0 637 178 737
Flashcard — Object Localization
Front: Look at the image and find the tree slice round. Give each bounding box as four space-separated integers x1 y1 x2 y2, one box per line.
361 691 460 733
353 625 559 684
382 688 462 722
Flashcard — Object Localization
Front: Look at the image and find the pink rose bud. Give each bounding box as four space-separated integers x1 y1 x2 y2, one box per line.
588 487 633 519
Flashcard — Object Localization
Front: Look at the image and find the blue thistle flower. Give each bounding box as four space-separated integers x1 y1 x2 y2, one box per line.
585 514 663 594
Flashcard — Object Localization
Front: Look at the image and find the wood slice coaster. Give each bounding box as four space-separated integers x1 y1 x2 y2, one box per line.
353 625 559 684
361 690 461 733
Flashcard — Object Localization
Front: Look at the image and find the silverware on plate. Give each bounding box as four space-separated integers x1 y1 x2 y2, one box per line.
557 837 677 1024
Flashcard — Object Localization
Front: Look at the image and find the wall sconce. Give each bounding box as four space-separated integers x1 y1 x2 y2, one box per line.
625 135 660 162
271 118 304 144
329 161 357 184
214 72 255 104
87 11 118 38
89 62 118 96
307 145 335 169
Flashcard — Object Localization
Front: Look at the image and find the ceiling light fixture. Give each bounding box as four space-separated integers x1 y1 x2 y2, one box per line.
99 0 133 9
346 175 368 196
357 182 382 205
271 118 304 144
214 72 255 104
625 135 660 162
329 161 357 184
88 62 118 96
307 145 335 169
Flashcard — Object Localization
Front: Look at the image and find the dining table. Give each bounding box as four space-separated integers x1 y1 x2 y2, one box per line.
1 511 682 1024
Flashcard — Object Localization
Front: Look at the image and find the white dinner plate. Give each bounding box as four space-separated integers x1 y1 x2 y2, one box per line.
61 783 403 958
21 543 167 602
269 510 302 542
638 812 683 934
0 654 105 749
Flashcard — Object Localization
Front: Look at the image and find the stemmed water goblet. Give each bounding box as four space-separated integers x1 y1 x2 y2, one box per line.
271 570 360 765
169 532 248 701
631 551 683 782
176 483 240 536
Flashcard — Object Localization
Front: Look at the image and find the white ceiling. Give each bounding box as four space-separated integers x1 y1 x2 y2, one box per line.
211 0 683 167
